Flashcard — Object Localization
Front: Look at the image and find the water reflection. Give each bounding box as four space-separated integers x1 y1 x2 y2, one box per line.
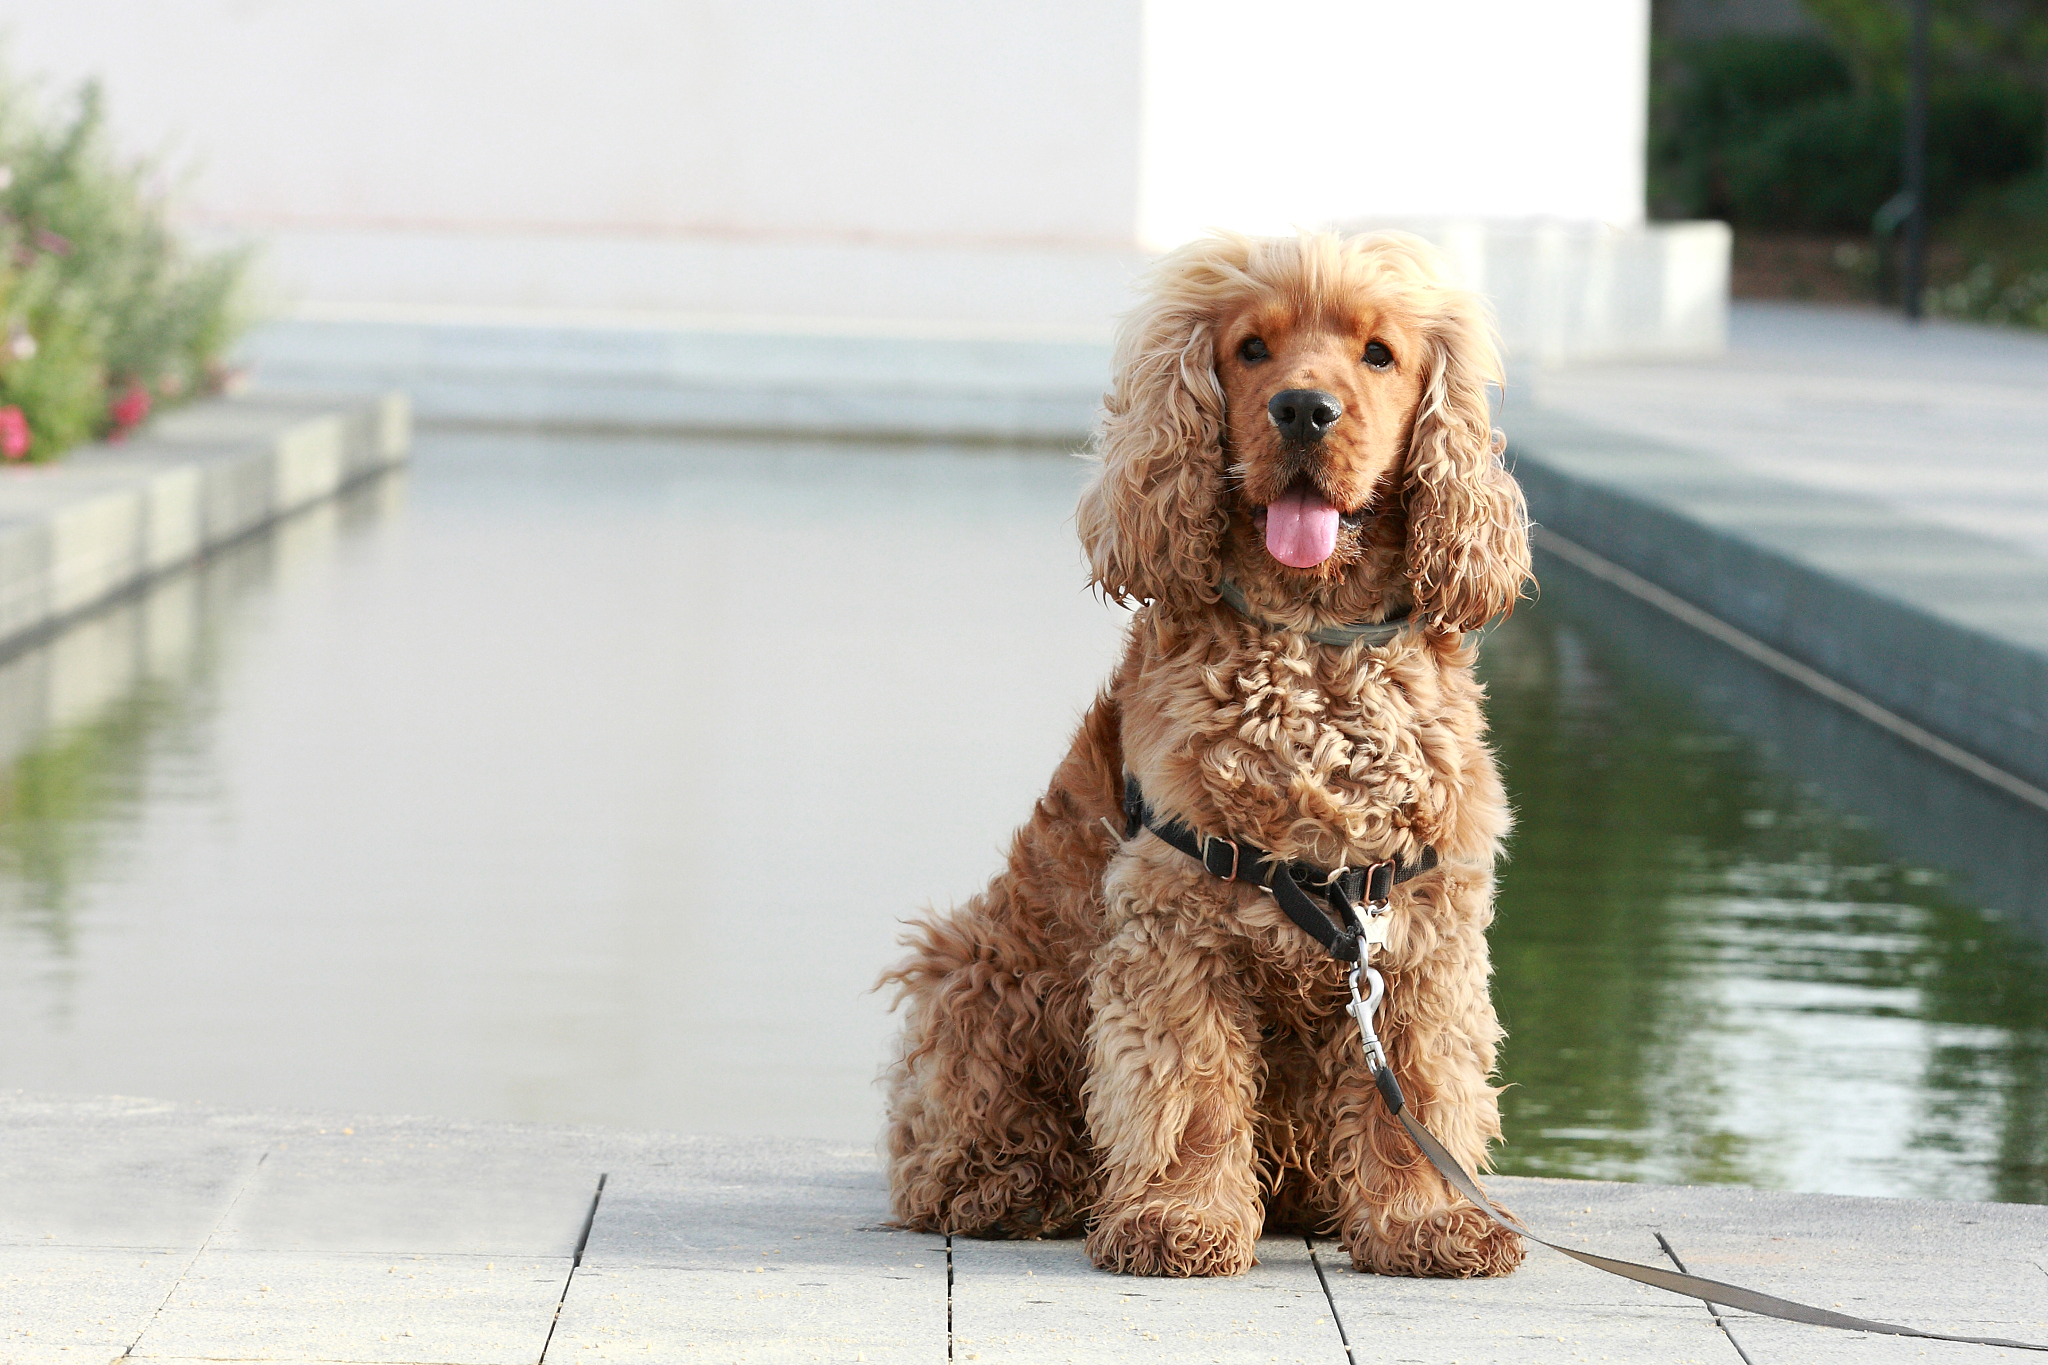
0 433 2040 1206
1484 559 2048 1202
0 433 1124 1139
0 478 404 963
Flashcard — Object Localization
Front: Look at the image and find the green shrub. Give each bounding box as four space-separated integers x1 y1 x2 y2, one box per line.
1718 91 1900 229
1649 35 1855 219
1651 33 2047 230
1925 172 2048 326
0 78 248 461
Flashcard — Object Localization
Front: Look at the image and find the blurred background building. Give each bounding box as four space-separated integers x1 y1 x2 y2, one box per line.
5 0 1724 365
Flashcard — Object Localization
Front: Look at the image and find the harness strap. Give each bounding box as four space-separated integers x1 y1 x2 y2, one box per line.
1121 774 1436 964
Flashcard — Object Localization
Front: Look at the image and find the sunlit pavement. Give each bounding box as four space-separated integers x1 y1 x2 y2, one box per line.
4 1093 2044 1364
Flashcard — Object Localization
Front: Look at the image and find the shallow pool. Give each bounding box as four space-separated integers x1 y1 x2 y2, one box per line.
0 432 2040 1204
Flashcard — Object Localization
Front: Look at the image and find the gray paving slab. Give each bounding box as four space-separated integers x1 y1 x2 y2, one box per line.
552 1256 940 1364
0 1093 263 1249
1320 1177 1740 1364
1638 1183 2048 1364
950 1234 1339 1365
553 1137 946 1363
124 1249 570 1364
5 1095 2046 1363
1532 301 2048 559
0 1245 184 1362
214 1126 602 1257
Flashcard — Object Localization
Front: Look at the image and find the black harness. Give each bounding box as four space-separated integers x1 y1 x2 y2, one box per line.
1121 773 1434 964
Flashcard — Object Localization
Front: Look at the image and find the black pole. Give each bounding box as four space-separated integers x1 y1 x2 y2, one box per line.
1901 0 1930 319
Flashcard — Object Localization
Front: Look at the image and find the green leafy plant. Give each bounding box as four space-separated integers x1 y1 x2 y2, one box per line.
1648 34 1857 221
1924 171 2048 323
0 76 248 461
1650 33 2044 229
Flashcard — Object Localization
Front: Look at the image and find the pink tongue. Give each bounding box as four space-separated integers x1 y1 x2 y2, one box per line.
1263 486 1340 568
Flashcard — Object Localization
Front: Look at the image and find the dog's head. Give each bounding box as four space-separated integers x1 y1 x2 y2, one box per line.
1077 231 1529 632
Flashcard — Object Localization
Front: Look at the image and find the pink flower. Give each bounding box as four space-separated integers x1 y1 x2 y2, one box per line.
0 406 30 460
108 381 150 436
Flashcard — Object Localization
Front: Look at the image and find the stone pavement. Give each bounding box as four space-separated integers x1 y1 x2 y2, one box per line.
1533 302 2048 558
5 1093 2045 1364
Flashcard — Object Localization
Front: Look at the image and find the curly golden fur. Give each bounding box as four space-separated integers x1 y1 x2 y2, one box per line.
881 231 1533 1279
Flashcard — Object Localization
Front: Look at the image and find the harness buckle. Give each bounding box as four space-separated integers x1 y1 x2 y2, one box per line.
1200 834 1241 882
1363 859 1395 910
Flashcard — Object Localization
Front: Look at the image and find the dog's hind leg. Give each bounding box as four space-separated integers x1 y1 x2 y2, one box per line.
881 685 1126 1239
882 890 1096 1239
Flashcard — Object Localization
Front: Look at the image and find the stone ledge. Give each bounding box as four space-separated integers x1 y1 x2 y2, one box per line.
0 392 409 657
1509 405 2048 801
237 318 1106 444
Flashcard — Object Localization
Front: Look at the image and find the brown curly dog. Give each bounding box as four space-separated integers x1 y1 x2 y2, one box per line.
881 230 1531 1280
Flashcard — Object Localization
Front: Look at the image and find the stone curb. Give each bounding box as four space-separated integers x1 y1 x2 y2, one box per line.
1509 406 2048 801
236 319 1106 444
0 392 409 658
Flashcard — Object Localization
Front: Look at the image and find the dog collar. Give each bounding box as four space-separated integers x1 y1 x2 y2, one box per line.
1215 578 1415 648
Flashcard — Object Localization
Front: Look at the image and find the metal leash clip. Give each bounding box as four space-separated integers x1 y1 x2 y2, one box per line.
1344 907 1392 1075
1345 958 1388 1074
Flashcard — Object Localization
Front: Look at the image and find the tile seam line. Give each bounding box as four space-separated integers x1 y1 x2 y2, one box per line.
536 1171 607 1365
1529 524 2048 816
122 1146 271 1358
1304 1235 1359 1364
1656 1231 1759 1365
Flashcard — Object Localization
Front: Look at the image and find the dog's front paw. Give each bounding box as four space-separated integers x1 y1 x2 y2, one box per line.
1349 1203 1525 1278
1086 1199 1259 1277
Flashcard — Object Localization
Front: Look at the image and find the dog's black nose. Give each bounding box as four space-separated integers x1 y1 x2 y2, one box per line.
1268 389 1343 443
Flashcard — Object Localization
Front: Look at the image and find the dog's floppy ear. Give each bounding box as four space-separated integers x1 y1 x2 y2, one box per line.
1404 294 1531 632
1076 243 1237 606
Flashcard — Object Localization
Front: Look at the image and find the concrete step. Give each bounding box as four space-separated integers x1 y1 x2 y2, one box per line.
236 317 1109 445
0 392 406 663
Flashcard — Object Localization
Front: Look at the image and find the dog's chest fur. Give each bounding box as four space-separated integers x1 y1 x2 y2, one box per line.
1118 606 1497 870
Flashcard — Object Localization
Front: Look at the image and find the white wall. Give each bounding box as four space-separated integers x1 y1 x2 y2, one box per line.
4 0 1143 245
1138 0 1650 246
1 0 1670 337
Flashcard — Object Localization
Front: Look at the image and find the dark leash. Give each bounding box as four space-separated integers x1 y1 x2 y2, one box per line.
1124 774 2048 1353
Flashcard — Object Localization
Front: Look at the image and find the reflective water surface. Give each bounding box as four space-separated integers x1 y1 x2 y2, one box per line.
1482 598 2048 1204
0 432 2042 1205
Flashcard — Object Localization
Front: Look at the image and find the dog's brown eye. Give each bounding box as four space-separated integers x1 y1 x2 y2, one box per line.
1364 341 1393 369
1238 337 1269 363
